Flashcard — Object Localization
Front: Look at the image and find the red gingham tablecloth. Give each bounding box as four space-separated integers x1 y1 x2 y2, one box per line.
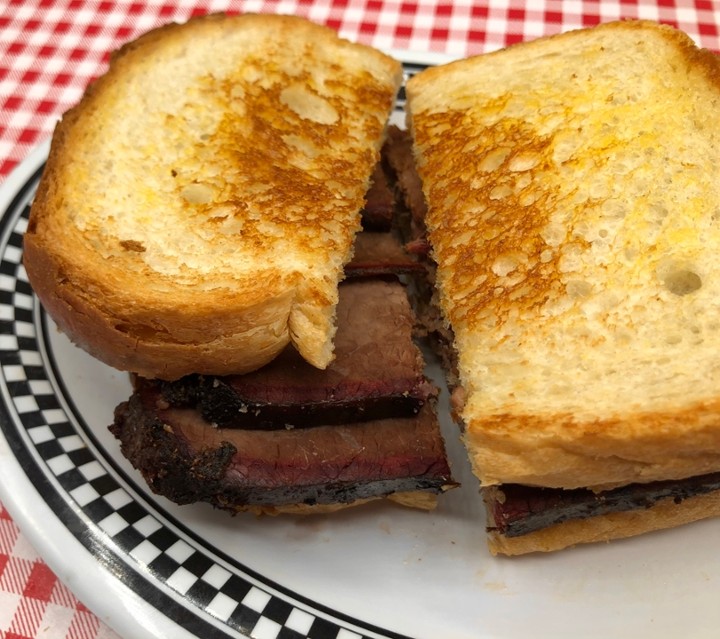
1 1 720 638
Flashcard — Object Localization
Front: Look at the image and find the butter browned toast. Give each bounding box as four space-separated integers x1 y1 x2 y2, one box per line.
406 20 720 553
24 13 402 380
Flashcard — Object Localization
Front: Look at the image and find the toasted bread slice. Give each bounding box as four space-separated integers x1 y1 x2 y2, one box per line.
406 20 720 492
24 13 402 380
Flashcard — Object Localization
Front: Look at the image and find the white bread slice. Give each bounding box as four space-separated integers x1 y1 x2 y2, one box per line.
406 21 720 491
24 13 402 380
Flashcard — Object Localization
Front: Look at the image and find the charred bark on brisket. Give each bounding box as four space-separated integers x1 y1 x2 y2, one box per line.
157 373 432 430
111 386 454 509
156 280 437 429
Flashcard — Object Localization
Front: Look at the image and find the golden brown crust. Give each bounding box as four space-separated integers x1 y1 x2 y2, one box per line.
407 20 720 491
24 232 295 378
408 20 688 95
408 19 709 339
464 399 720 490
25 13 402 380
488 489 720 556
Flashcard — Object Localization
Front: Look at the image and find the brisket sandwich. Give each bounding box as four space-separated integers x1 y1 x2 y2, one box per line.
23 15 456 513
405 20 720 553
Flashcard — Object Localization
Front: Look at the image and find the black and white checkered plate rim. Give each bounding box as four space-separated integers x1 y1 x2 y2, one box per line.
0 60 432 639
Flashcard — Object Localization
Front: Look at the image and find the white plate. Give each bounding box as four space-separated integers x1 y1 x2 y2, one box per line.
2 55 720 639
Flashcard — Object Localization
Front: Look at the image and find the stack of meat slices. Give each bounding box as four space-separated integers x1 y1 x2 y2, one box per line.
110 130 457 515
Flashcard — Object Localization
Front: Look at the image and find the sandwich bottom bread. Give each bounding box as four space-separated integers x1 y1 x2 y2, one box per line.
483 475 720 555
110 132 457 513
402 20 720 554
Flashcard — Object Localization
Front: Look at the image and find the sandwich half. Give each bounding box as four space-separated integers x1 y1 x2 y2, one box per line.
406 20 720 554
23 13 402 380
22 15 455 517
111 279 455 513
109 134 457 513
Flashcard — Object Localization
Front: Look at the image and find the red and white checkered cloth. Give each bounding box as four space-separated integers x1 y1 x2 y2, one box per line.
2 0 720 180
2 1 720 638
0 503 120 639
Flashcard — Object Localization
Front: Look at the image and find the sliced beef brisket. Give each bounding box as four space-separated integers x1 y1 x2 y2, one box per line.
360 164 395 231
485 475 720 538
112 279 455 512
156 279 436 428
381 126 460 388
344 232 424 279
382 125 428 242
111 387 454 510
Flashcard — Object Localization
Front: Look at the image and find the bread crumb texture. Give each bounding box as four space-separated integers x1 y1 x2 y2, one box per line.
407 21 720 487
25 14 402 377
55 16 397 279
